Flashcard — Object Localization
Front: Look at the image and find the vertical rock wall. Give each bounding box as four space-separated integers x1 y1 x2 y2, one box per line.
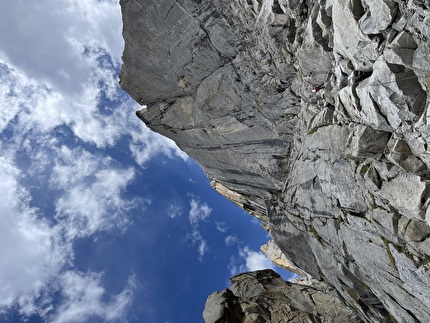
120 0 430 321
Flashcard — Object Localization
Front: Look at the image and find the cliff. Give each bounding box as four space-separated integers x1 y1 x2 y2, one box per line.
119 0 430 322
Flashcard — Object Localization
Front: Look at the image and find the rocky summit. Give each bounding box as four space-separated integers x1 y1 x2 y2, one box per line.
203 269 361 323
119 0 430 322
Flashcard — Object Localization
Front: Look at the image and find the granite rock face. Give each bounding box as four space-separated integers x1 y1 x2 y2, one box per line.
120 0 430 322
203 269 361 323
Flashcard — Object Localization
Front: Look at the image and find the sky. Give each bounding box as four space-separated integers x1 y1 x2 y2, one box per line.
0 1 293 322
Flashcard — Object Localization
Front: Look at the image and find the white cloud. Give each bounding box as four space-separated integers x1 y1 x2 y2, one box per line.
0 61 63 134
197 239 208 260
167 202 182 219
50 271 134 323
51 146 137 239
0 0 189 320
215 221 228 233
0 0 191 159
0 0 190 200
229 246 274 276
224 235 238 247
187 230 209 262
0 139 140 319
0 62 29 132
0 150 138 320
0 0 123 96
186 198 212 261
189 199 212 225
0 49 188 162
0 156 69 313
129 127 189 167
0 55 130 147
240 247 274 271
0 55 107 145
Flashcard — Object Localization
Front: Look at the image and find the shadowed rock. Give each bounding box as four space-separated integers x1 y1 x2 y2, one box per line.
203 270 362 323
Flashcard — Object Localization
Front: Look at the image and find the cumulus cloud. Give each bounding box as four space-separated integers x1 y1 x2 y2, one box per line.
0 156 69 313
229 246 274 276
0 0 127 147
0 149 138 319
0 0 188 320
0 0 123 96
50 272 134 323
0 0 189 160
51 145 137 238
0 66 141 321
0 50 188 161
240 247 275 271
0 54 127 148
0 60 62 134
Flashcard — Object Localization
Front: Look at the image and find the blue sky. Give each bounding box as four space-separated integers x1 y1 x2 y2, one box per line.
0 1 293 322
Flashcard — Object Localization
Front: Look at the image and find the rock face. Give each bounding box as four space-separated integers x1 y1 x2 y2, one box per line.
120 0 430 322
203 269 361 323
260 240 312 281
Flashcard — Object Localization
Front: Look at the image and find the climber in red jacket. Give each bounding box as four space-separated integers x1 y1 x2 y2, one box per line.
312 83 325 92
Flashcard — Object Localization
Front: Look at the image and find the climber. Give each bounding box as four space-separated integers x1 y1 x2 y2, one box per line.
312 83 325 92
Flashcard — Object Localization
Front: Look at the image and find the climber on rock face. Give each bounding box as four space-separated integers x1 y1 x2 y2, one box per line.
312 84 324 92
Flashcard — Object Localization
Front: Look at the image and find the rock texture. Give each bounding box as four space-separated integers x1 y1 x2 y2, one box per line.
120 0 430 322
260 240 312 281
203 269 361 323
